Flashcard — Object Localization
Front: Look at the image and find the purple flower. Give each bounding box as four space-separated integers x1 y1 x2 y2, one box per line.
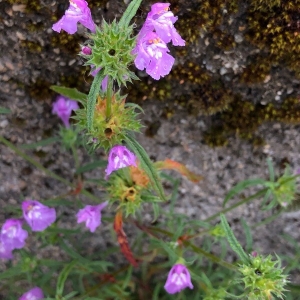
164 264 194 294
81 45 92 55
19 287 44 300
22 200 56 232
133 31 175 80
52 0 96 34
140 3 185 46
1 219 28 250
76 202 108 232
0 241 13 260
52 96 79 128
105 145 137 178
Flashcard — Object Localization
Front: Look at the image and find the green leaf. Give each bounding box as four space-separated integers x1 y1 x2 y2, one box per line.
20 137 60 149
75 160 107 174
50 86 87 103
119 0 143 28
0 265 22 280
124 134 166 201
56 260 78 297
223 178 266 207
87 70 105 132
152 202 160 222
122 265 133 289
60 241 90 264
241 218 253 252
124 102 144 114
267 157 275 182
220 214 250 264
0 107 11 114
64 291 79 299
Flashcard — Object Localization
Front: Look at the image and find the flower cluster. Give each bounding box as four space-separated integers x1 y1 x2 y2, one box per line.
52 0 96 34
0 200 56 260
133 3 185 80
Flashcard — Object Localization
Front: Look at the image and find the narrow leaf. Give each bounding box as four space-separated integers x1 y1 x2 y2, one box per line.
75 160 107 174
119 0 143 28
220 214 250 264
50 86 87 103
56 260 78 296
124 134 166 201
241 218 253 252
20 137 59 149
0 107 11 114
267 157 275 182
155 159 203 183
223 178 265 207
87 70 105 132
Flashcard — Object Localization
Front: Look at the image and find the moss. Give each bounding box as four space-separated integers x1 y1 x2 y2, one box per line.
20 40 42 53
29 79 53 101
203 95 300 147
50 32 83 55
7 0 42 13
170 63 234 115
239 54 273 84
246 0 300 66
26 21 44 32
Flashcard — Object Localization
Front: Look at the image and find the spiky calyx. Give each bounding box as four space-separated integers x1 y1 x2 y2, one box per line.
75 91 142 151
86 20 138 87
107 167 149 217
240 254 288 300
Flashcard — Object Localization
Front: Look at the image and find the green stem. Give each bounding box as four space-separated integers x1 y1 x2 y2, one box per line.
0 135 99 202
204 188 268 223
106 76 113 120
140 225 238 272
71 145 80 170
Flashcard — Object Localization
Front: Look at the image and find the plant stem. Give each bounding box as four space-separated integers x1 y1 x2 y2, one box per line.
71 145 80 170
0 135 99 202
138 224 239 272
204 188 268 223
106 76 113 120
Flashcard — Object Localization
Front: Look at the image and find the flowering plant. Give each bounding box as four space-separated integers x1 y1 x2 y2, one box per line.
0 0 297 299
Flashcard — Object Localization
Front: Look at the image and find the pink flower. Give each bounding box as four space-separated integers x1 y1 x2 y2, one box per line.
140 3 185 46
0 240 13 260
22 200 56 232
0 219 28 250
133 31 175 80
52 95 79 128
52 0 96 34
105 145 137 178
19 287 44 300
76 202 108 232
164 264 194 294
